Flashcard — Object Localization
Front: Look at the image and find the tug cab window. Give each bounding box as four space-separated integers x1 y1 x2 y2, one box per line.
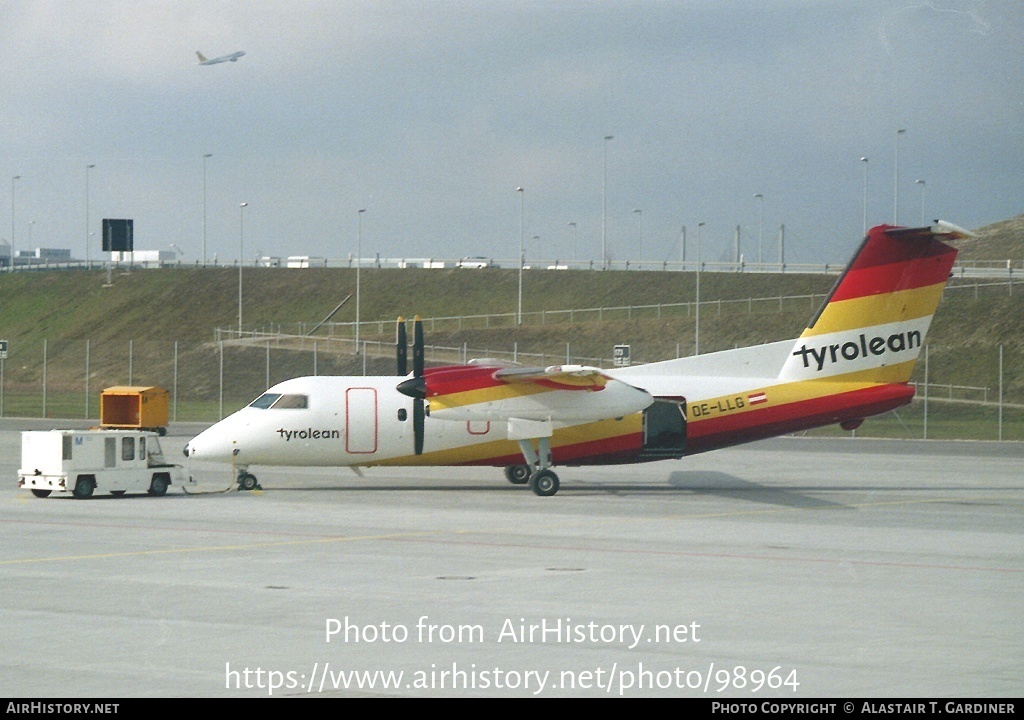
249 393 308 409
122 437 135 461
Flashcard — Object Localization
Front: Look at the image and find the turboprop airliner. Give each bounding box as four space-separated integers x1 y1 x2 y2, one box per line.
185 221 973 496
196 50 245 65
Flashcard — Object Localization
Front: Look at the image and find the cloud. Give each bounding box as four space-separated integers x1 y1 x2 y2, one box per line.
0 1 1020 265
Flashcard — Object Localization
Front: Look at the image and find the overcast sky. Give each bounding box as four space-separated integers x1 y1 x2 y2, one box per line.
1 0 1021 266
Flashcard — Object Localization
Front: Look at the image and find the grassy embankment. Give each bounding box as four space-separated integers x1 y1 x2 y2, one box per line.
1 218 1022 440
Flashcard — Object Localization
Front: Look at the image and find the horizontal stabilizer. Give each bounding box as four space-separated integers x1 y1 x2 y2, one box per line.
885 220 976 241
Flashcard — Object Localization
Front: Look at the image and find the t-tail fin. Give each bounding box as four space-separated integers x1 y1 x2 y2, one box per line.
780 221 972 384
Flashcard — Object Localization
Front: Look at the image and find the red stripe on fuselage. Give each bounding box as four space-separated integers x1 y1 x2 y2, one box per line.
425 384 915 468
686 383 915 454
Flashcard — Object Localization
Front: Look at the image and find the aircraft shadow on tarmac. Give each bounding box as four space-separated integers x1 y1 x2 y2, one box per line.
187 470 850 510
663 470 851 510
179 467 1017 509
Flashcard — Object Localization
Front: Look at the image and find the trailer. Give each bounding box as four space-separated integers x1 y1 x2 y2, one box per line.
18 429 189 498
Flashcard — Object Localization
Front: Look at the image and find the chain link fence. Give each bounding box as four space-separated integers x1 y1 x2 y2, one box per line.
1 333 1020 442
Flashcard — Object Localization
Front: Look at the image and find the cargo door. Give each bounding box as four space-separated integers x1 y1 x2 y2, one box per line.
640 400 686 459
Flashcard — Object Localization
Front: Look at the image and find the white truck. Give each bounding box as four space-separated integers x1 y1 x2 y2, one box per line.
17 429 190 499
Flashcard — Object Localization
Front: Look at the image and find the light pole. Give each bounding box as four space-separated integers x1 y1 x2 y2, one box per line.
356 208 365 352
568 222 577 264
894 128 906 224
696 222 704 355
238 202 247 333
517 187 524 325
10 176 20 272
754 193 764 264
602 135 613 269
202 154 212 265
916 179 926 225
85 164 95 266
860 157 869 235
633 209 642 264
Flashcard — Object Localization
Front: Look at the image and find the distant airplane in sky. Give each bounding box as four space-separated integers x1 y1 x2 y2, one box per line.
196 50 245 66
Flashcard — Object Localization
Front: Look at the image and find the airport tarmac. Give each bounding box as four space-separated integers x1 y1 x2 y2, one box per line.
1 419 1021 698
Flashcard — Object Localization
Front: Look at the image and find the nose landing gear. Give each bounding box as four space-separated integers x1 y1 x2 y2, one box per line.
237 471 261 491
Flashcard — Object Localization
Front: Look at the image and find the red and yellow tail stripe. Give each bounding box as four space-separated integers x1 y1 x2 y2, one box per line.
808 224 958 338
781 225 958 383
690 223 962 452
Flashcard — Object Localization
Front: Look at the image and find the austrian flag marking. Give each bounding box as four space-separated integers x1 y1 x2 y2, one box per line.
748 392 768 405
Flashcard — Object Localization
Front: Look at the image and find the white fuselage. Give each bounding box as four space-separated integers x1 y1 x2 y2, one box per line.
185 374 651 468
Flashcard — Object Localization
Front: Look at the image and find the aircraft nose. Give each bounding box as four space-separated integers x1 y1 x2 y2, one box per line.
185 426 238 463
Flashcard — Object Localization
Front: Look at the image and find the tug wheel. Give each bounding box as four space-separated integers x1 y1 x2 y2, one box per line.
72 476 96 499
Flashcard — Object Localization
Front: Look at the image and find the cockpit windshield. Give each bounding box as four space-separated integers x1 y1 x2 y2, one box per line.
249 393 280 409
249 393 309 410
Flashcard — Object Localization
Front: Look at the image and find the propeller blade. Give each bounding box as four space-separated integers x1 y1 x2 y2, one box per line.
413 399 425 455
397 315 426 454
396 317 407 376
413 315 424 378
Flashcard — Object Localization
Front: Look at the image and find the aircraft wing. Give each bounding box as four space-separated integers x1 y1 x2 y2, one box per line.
492 364 612 391
414 363 652 423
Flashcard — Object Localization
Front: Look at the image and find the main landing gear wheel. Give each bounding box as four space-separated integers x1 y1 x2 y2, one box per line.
529 469 559 497
504 464 531 485
237 472 260 491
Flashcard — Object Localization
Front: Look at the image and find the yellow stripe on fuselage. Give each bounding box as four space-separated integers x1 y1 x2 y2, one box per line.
369 414 643 467
803 282 945 337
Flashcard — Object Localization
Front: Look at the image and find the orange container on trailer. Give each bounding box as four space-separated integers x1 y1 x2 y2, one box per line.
100 386 169 434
